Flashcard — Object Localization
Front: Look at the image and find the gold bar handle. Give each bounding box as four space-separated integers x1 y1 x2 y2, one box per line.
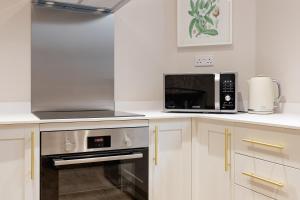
154 126 158 165
228 130 231 170
242 172 284 187
31 131 35 180
242 139 284 149
225 129 228 171
224 128 231 171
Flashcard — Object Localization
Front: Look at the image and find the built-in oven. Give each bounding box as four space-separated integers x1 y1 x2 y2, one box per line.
164 73 238 113
40 126 149 200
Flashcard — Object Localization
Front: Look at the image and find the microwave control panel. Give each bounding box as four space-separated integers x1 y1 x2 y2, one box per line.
220 74 236 110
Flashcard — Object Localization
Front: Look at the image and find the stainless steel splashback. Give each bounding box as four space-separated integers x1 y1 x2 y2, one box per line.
31 5 115 112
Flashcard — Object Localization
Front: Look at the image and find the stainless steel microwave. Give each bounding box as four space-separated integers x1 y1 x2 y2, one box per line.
164 73 237 113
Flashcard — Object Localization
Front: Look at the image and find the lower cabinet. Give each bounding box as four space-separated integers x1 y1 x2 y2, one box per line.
0 125 39 200
149 118 192 200
192 119 233 200
235 153 300 200
148 118 300 200
2 118 299 200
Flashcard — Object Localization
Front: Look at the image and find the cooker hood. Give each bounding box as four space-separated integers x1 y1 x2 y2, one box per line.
32 0 130 13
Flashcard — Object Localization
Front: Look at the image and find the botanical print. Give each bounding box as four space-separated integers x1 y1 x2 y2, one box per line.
188 0 220 38
178 0 232 47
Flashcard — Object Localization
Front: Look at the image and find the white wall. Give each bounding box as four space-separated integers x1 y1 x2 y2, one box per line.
115 0 256 107
256 0 300 104
0 0 31 102
0 0 256 109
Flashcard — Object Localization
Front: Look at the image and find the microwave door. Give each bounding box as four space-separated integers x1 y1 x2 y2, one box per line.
165 74 217 110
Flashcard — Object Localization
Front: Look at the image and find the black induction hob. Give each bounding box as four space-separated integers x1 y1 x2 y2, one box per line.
33 110 144 120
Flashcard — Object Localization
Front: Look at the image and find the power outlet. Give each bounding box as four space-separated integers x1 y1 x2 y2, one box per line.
194 55 214 67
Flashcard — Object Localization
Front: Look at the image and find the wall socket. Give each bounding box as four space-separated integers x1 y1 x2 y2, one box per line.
194 55 214 67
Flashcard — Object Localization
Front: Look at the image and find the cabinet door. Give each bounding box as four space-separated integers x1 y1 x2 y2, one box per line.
235 153 300 200
235 185 273 200
192 119 233 200
0 125 39 200
149 118 192 200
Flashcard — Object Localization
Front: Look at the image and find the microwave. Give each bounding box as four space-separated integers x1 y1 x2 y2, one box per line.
164 73 237 113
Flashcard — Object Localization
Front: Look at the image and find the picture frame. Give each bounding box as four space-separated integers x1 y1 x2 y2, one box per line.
177 0 232 47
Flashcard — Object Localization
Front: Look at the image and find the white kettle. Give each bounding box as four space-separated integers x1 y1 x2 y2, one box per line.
248 76 281 114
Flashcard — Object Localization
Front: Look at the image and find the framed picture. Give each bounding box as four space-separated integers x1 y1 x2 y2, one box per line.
177 0 232 47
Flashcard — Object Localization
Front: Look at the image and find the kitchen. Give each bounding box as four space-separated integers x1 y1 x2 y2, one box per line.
1 0 300 200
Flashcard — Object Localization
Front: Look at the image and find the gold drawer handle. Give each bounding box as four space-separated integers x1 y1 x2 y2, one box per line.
242 139 284 149
242 172 284 187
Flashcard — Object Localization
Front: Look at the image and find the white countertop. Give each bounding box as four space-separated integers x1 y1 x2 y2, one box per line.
0 109 299 130
141 111 300 130
0 113 39 125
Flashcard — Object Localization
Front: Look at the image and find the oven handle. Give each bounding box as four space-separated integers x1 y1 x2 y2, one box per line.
53 153 143 166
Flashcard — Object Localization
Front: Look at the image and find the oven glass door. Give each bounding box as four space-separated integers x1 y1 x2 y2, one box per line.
165 74 215 110
41 149 148 200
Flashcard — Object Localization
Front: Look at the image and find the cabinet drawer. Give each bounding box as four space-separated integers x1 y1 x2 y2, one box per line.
234 126 300 169
235 185 273 200
235 153 300 200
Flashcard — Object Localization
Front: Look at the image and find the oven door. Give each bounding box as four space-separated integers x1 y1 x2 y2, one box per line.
41 148 148 200
164 74 220 111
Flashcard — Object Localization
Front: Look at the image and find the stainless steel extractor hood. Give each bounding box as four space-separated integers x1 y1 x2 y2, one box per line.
32 0 130 13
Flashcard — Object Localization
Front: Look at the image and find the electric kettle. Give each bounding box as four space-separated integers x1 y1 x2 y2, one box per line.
248 76 281 114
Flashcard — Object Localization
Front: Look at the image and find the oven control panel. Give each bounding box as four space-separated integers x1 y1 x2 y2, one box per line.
41 126 149 155
87 136 111 149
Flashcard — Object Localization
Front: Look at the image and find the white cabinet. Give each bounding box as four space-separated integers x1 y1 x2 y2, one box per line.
235 153 300 200
0 125 39 200
233 125 300 200
235 185 273 200
149 118 192 200
234 126 300 169
192 119 233 200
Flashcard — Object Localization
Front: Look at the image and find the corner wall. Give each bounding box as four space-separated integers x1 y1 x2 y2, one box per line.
256 0 300 104
0 0 31 102
115 0 256 108
0 0 257 110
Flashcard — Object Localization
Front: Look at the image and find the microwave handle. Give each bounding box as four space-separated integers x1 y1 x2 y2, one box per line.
215 74 221 110
53 153 143 166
